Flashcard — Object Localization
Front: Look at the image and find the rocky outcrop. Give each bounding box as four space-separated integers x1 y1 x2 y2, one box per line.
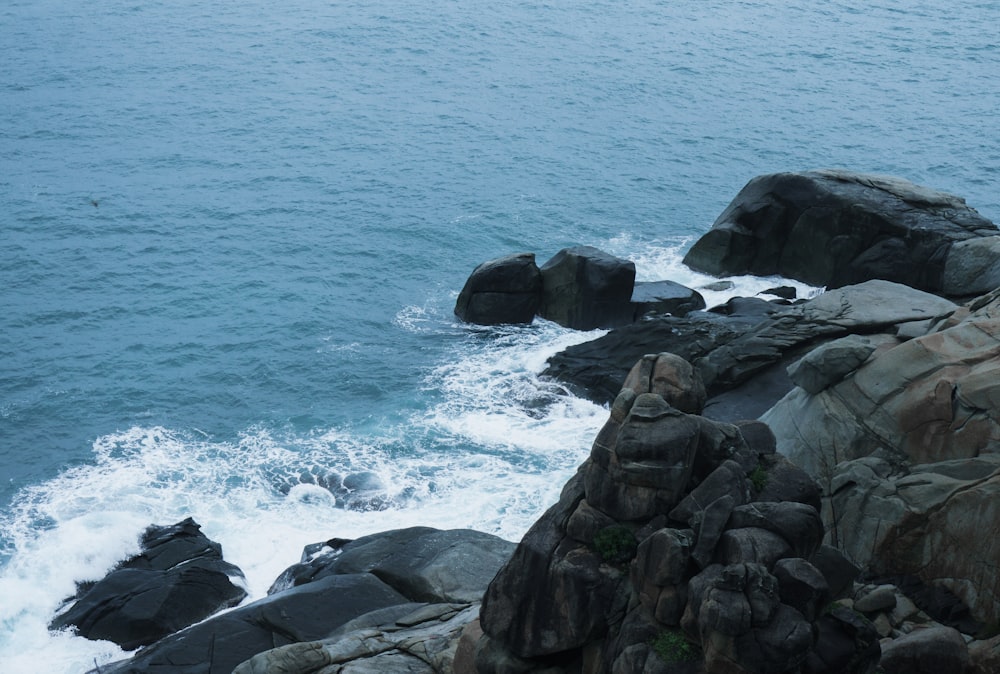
234 602 479 674
537 245 637 330
477 353 871 674
454 253 543 325
543 280 956 418
268 526 516 603
632 280 706 318
90 527 513 674
758 288 1000 625
682 169 998 295
455 246 706 329
50 518 247 650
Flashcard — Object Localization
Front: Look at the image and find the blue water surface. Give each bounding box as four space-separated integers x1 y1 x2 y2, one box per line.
1 1 999 668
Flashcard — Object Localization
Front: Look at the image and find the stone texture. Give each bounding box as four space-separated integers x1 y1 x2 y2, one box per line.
943 235 1000 297
98 573 410 674
454 252 543 325
682 169 997 295
538 245 637 330
50 518 247 650
631 280 706 318
269 527 515 604
878 625 970 674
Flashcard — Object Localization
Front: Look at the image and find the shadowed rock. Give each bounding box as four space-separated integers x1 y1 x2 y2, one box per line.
682 169 997 295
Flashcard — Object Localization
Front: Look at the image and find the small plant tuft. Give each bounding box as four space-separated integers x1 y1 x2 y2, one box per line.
651 629 700 664
749 465 769 492
593 525 637 564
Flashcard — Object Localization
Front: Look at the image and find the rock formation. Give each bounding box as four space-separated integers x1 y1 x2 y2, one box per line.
89 527 515 674
681 169 998 296
760 288 1000 623
454 252 543 325
476 353 870 674
455 246 703 329
50 518 247 650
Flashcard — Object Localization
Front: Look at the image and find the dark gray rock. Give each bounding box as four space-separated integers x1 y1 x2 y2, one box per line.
810 545 861 601
631 280 706 318
480 472 627 658
541 312 744 406
454 252 543 325
682 169 997 294
879 625 970 674
538 245 637 330
97 573 408 674
773 558 830 622
269 527 515 604
727 501 824 559
716 527 794 569
803 606 881 674
751 453 823 514
51 518 247 650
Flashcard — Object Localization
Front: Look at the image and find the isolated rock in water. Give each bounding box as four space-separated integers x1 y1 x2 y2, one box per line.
50 518 247 650
631 279 706 317
454 252 543 325
682 170 997 295
538 245 636 330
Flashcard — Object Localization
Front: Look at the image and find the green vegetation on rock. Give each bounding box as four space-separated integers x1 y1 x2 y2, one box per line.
651 629 700 664
593 525 637 564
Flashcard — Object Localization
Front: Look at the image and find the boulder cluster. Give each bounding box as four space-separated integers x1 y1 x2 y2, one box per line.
476 353 875 674
57 170 1000 673
454 246 705 330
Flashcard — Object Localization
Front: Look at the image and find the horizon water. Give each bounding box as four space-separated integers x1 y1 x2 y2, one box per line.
2 0 999 671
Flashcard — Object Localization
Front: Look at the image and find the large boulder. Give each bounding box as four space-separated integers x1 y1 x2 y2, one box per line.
943 235 1000 298
50 518 247 650
269 527 516 604
631 280 706 318
682 169 997 295
820 456 1000 625
538 245 636 330
454 252 543 325
96 572 410 674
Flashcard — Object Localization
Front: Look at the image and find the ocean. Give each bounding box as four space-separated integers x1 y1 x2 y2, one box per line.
1 0 998 670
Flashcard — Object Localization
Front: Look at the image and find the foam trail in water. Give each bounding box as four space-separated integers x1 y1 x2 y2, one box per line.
604 233 824 308
0 310 609 672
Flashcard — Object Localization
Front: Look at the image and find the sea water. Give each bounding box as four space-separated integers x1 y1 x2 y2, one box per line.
2 0 998 670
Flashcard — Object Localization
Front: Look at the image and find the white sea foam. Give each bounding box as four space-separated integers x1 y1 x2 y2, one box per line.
0 315 608 672
0 241 818 672
604 233 824 308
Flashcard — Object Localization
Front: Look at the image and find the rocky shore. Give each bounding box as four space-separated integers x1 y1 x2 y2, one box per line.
60 170 1000 673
